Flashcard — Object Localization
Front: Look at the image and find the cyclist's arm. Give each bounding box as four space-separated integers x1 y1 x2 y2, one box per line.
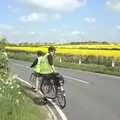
47 55 56 72
30 58 38 68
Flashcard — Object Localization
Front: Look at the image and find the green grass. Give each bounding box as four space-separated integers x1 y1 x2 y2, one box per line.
0 71 47 120
55 62 120 76
0 95 47 120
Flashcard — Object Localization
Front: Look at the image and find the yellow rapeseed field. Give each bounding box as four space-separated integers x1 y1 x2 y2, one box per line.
6 44 120 57
55 44 120 49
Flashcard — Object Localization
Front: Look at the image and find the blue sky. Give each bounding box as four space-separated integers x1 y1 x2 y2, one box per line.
0 0 120 43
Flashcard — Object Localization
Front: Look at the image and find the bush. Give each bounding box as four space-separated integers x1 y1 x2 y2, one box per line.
0 71 25 119
0 70 47 120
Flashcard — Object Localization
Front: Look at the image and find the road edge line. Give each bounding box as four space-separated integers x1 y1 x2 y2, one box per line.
16 76 57 120
11 62 88 84
16 76 68 120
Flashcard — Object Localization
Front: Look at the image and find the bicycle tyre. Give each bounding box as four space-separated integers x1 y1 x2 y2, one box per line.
40 79 57 99
57 92 66 109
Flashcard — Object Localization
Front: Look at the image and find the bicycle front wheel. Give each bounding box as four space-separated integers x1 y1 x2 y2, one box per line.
57 92 66 109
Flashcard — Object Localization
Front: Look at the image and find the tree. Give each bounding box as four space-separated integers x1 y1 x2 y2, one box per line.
0 35 7 50
0 35 8 69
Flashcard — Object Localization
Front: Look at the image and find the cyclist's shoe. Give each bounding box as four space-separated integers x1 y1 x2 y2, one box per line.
43 97 47 101
32 86 35 89
41 97 47 104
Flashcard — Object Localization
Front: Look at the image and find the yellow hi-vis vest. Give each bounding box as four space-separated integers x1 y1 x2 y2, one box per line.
33 56 42 73
40 53 55 74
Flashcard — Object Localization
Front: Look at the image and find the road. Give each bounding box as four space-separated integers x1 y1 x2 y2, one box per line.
9 60 120 120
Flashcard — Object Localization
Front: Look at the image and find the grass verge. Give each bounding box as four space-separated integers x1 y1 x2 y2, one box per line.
0 70 48 120
55 62 120 76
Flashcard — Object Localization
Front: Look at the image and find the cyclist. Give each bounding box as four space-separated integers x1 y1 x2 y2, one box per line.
39 46 57 102
30 51 44 91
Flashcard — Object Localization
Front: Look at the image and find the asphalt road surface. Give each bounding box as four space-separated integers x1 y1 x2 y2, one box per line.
9 60 120 120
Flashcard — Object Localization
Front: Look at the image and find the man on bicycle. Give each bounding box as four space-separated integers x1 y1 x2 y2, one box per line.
39 46 57 102
40 46 65 103
30 51 44 91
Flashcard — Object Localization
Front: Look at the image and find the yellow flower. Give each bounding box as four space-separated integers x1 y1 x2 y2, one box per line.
18 91 21 95
16 99 19 104
11 86 14 89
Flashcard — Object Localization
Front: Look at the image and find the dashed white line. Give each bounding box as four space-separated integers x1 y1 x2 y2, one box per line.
11 62 89 84
11 61 120 80
64 75 89 84
58 67 120 80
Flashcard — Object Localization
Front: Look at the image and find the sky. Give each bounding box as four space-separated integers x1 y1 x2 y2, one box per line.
0 0 120 43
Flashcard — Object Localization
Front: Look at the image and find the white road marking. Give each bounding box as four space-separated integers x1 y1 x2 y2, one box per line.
11 62 30 69
48 99 68 120
11 62 89 84
16 76 68 120
46 105 57 120
16 76 32 87
58 67 120 79
11 60 120 80
38 91 68 120
64 75 89 84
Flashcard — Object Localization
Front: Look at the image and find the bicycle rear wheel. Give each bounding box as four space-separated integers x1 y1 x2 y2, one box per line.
40 79 56 99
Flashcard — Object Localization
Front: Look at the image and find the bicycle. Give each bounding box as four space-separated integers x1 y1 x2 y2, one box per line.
40 74 57 99
40 73 66 109
55 74 66 109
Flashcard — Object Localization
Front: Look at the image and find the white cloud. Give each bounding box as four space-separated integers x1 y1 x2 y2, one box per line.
71 31 84 36
12 9 19 13
60 34 65 36
50 29 62 33
25 0 86 11
7 4 19 13
28 31 35 34
0 24 13 30
106 0 120 11
116 25 120 29
20 12 62 23
8 4 12 9
52 13 62 20
39 31 45 34
84 17 96 23
11 31 21 35
20 12 47 22
81 31 85 35
71 31 81 35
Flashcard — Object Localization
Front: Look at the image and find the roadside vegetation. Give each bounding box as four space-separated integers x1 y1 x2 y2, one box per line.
0 36 48 120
